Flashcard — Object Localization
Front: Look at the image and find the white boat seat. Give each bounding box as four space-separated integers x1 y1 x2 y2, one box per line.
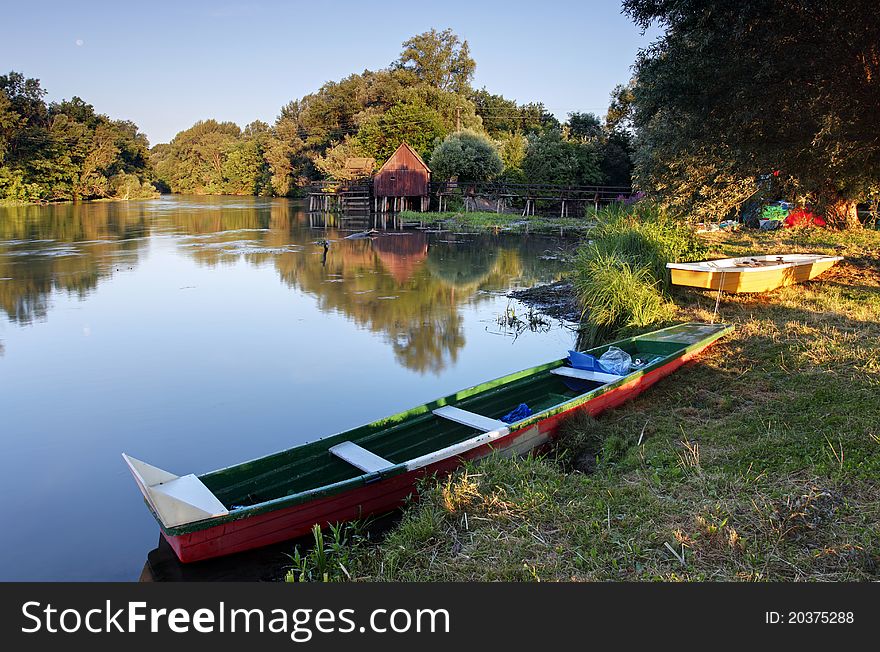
329 441 394 474
551 367 624 384
433 405 506 432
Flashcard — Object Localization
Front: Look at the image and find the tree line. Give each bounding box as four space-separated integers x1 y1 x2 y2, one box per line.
0 72 157 202
5 3 877 228
149 28 634 196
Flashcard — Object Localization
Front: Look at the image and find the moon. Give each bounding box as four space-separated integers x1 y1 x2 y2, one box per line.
75 39 84 46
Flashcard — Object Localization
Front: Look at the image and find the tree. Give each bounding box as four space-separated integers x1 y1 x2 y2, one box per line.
624 0 880 227
470 89 521 137
519 103 560 134
357 101 446 164
566 112 603 141
605 83 635 134
599 129 634 188
429 129 502 182
158 119 240 193
522 130 602 186
496 131 528 182
470 88 559 138
396 28 476 94
314 135 372 181
1 72 156 201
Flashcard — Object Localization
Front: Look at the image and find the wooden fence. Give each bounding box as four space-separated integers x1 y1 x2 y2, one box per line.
305 180 634 216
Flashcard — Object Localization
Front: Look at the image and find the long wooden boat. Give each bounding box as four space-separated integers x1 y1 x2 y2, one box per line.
124 322 733 563
667 254 842 293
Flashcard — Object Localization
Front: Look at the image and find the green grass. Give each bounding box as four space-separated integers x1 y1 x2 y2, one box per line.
573 250 673 328
573 204 707 342
307 226 880 582
400 210 591 234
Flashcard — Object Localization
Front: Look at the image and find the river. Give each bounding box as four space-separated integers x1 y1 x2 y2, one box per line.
0 195 578 580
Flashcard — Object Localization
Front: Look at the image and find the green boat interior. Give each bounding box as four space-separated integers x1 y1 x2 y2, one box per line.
201 331 699 510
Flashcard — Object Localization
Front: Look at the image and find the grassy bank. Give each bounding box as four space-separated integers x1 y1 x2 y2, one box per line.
292 226 880 581
400 210 591 234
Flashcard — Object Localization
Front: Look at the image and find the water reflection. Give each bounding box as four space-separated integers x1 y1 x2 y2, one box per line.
1 196 569 373
0 201 150 324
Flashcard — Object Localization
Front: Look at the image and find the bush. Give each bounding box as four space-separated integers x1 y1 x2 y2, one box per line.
429 129 502 182
586 202 708 292
574 250 671 328
573 203 706 339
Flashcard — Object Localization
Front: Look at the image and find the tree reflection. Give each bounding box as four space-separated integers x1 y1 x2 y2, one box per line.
0 198 567 373
0 202 148 324
180 214 564 374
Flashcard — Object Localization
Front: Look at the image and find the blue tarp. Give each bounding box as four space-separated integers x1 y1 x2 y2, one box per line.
501 403 532 423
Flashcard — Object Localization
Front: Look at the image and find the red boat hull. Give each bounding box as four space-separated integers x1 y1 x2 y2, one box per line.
164 346 709 562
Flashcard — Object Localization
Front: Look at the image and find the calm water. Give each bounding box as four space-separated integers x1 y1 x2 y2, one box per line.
0 195 576 580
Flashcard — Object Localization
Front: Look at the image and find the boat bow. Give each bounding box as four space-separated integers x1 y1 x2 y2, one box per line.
122 453 228 528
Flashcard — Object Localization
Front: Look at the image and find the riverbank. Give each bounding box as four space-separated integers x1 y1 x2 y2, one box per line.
509 280 580 321
301 226 880 581
401 210 592 234
0 194 159 207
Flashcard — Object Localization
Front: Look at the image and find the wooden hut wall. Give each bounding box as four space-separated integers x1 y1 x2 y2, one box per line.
374 145 430 197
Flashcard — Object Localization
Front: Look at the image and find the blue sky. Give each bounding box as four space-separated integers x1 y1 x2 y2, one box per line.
1 0 659 145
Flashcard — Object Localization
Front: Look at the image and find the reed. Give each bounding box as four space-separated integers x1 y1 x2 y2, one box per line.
573 203 706 341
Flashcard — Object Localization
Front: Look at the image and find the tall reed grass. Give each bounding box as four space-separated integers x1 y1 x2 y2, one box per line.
574 202 707 342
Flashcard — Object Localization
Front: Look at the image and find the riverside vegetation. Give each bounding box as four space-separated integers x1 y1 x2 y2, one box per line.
400 209 592 234
2 29 634 203
285 209 880 582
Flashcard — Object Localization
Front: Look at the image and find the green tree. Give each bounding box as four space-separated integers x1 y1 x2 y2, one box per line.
496 131 528 182
314 135 372 180
429 129 502 182
566 112 603 141
0 73 156 202
470 89 521 137
519 103 560 134
158 119 241 194
357 101 446 164
469 88 558 138
522 130 602 186
624 0 880 227
396 28 476 94
605 83 635 134
599 129 634 188
223 120 272 195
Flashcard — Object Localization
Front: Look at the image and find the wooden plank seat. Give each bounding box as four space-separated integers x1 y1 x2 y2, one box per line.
550 367 624 384
432 405 506 432
329 441 394 474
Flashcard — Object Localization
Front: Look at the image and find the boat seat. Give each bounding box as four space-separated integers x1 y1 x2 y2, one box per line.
432 405 506 432
551 367 624 384
329 441 394 474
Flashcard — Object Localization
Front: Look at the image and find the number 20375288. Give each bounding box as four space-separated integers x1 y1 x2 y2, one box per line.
765 612 854 624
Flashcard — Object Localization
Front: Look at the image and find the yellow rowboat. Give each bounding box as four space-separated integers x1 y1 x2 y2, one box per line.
667 254 843 293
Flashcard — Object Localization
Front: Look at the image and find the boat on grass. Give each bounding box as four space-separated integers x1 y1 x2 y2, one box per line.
123 322 733 563
667 254 842 293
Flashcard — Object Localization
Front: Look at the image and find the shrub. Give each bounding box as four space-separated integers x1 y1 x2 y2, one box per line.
574 250 672 328
429 129 502 183
586 202 708 292
573 203 706 339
